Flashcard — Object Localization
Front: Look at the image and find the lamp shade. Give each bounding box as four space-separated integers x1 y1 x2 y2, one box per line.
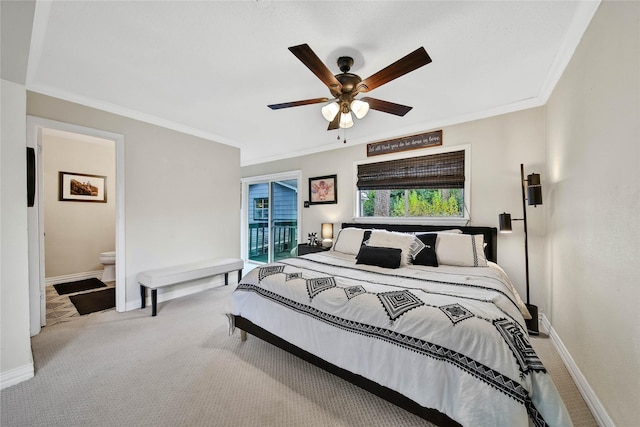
527 173 543 206
339 111 354 128
321 102 340 122
321 223 333 239
321 223 334 247
498 213 512 232
350 99 370 119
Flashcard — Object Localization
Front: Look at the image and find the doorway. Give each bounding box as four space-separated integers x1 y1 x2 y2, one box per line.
26 116 125 336
242 171 301 264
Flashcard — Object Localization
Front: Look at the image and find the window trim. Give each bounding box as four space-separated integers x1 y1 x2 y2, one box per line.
352 144 471 226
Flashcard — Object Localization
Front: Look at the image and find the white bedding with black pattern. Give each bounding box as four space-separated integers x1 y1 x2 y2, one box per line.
232 251 572 427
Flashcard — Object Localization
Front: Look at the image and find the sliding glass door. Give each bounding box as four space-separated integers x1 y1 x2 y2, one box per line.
243 172 300 264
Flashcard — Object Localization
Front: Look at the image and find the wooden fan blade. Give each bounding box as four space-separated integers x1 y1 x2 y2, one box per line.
268 97 329 110
360 97 413 116
327 112 340 130
358 47 432 92
289 44 342 91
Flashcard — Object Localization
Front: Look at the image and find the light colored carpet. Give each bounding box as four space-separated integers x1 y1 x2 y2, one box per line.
528 334 598 427
1 284 596 426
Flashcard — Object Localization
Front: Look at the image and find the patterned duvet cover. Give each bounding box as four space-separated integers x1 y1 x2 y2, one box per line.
232 251 572 427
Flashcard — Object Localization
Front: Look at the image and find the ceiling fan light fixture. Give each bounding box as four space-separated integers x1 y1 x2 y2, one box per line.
269 44 431 131
321 102 340 122
350 99 370 119
339 111 354 128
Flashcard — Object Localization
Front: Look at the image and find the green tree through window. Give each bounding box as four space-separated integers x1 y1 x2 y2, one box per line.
359 189 463 218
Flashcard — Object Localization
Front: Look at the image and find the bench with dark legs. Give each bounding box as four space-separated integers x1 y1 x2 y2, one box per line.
137 258 244 316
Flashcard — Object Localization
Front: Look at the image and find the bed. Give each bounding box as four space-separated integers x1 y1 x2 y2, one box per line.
231 223 571 427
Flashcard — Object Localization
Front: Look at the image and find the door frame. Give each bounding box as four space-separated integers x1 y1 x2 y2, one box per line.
241 170 302 264
26 116 126 335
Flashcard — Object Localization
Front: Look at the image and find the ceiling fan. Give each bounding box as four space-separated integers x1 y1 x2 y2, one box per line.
268 44 432 130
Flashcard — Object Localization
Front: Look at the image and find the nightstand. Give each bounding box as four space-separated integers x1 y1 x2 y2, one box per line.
297 244 331 256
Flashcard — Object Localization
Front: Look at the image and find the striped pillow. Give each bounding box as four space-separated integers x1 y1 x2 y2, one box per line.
436 233 487 267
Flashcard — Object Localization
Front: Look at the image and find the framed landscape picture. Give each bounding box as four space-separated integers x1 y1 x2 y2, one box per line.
309 174 337 205
59 171 107 203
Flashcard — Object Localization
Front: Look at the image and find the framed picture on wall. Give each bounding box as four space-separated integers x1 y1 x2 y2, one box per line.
309 174 337 205
59 171 107 203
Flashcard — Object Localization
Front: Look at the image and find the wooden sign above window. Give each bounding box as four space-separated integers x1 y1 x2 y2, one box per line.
366 130 442 157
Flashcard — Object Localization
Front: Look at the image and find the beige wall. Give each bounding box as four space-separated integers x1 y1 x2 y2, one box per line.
28 92 242 310
242 107 548 309
43 131 116 277
1 79 34 386
1 0 37 389
545 1 639 425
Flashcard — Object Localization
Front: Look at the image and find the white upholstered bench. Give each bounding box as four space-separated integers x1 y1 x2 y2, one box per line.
137 257 244 316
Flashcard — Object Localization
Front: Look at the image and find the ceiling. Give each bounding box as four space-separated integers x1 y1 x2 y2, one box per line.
24 1 599 166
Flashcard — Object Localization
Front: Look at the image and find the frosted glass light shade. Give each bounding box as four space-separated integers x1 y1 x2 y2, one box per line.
350 99 370 119
321 102 340 122
339 112 354 128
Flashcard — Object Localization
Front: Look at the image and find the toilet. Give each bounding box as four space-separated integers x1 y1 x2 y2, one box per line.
99 251 116 282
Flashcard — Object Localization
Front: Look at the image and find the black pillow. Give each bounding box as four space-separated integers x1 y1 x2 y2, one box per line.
412 234 438 267
356 246 402 269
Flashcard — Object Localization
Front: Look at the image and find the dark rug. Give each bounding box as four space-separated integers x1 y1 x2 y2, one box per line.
54 277 106 295
69 288 115 315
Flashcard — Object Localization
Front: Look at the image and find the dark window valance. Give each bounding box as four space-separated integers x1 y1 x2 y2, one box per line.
357 150 465 190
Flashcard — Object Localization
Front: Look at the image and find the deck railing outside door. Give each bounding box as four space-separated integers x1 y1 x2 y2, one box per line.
248 221 297 262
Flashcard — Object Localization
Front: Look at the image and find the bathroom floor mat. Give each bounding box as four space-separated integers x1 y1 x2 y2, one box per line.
54 278 107 295
69 288 115 315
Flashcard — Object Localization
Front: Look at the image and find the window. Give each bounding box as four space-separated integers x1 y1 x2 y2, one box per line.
253 197 269 220
356 149 468 220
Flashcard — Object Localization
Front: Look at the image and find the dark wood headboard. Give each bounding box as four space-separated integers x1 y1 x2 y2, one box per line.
340 223 498 263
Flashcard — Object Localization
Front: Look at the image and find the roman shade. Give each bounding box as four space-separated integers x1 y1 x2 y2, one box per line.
357 150 465 190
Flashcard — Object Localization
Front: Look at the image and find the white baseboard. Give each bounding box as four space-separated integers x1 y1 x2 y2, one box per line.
124 276 227 312
45 270 103 286
0 363 34 390
540 314 614 427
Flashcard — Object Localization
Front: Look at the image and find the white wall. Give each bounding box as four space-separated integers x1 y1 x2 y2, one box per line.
545 1 639 425
0 79 34 388
242 107 547 308
27 92 242 311
42 130 116 277
1 0 37 389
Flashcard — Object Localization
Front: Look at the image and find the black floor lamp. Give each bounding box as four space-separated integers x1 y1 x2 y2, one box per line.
498 163 543 335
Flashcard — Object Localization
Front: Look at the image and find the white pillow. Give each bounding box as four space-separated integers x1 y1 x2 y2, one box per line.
436 233 487 267
332 228 367 255
367 230 416 266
